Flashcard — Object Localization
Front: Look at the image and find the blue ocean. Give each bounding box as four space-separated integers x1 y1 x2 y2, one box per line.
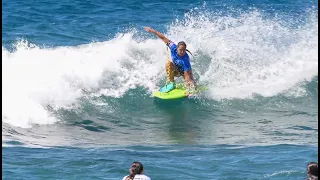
2 0 318 179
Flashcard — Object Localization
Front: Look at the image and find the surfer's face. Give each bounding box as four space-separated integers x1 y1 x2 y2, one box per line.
177 44 186 56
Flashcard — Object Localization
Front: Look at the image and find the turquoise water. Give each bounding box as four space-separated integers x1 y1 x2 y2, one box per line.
3 145 318 179
2 0 318 179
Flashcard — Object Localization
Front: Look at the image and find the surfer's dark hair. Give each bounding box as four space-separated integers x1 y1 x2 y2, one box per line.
178 41 193 57
307 162 318 180
177 41 187 47
127 162 144 180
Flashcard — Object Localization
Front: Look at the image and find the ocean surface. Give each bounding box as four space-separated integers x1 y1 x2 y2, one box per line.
2 0 318 179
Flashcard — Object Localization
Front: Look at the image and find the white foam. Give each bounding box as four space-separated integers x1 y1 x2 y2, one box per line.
2 34 166 128
166 10 318 99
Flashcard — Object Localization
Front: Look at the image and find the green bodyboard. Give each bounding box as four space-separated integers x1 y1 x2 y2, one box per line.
153 83 207 100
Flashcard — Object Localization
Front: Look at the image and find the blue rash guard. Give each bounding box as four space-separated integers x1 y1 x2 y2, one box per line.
167 40 191 73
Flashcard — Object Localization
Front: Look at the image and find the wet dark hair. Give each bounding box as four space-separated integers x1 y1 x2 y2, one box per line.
307 162 318 180
177 41 187 47
127 162 144 180
177 41 193 57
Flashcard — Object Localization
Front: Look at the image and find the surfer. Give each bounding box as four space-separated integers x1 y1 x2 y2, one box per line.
145 26 197 92
122 161 151 180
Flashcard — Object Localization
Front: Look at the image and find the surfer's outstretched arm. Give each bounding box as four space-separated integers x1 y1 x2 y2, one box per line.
145 27 170 44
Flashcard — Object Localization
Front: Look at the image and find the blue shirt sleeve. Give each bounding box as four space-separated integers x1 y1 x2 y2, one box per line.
167 40 177 52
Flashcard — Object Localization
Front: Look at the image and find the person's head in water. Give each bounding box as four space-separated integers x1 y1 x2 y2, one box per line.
127 162 144 180
307 162 318 180
177 41 187 56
